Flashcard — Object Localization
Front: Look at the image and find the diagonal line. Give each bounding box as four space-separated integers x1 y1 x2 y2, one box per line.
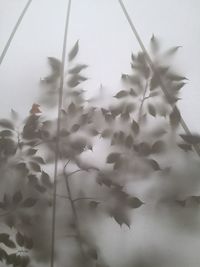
0 0 33 65
50 0 72 267
118 0 200 157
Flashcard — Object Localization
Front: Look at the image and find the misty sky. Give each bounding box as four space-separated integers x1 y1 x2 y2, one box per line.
0 0 200 132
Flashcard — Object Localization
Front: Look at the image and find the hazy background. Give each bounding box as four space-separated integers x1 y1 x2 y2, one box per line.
1 1 200 267
0 0 200 131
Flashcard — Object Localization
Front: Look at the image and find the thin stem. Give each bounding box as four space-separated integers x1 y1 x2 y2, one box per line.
50 1 72 267
118 0 200 157
63 166 88 264
67 169 82 178
137 79 149 123
0 0 33 65
72 197 101 203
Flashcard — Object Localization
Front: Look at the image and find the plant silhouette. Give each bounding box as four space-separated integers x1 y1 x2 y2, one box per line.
0 38 200 267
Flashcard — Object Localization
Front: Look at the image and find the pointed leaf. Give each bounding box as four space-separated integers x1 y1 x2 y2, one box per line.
68 40 79 61
106 153 121 163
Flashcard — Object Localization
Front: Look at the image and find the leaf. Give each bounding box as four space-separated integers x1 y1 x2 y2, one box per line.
0 247 7 261
22 198 37 208
28 174 38 185
11 109 19 121
3 239 16 248
48 57 61 74
106 153 121 163
16 232 24 247
136 142 151 156
127 197 144 208
111 210 130 227
32 156 45 164
147 159 161 171
41 171 52 188
131 119 139 135
120 112 130 121
35 184 46 193
0 130 13 137
166 72 188 81
178 143 192 152
13 191 23 204
129 88 137 96
68 64 88 74
173 82 186 91
0 233 9 243
150 34 160 53
68 102 76 114
150 73 159 91
170 107 181 128
29 162 41 172
148 104 156 117
71 124 80 132
151 140 165 153
89 201 99 209
68 40 79 61
0 119 14 130
101 129 112 138
0 234 16 248
125 135 133 148
125 103 136 113
24 236 33 249
164 46 182 56
26 148 37 156
67 75 80 87
180 134 200 145
114 90 128 98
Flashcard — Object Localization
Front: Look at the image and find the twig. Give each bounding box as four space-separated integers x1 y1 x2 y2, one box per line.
137 79 149 123
63 164 88 264
72 197 101 203
0 0 33 65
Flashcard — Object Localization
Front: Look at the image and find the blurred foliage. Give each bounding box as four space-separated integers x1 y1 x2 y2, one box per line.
0 38 200 267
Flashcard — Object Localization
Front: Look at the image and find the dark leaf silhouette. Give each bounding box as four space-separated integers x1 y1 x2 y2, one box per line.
68 64 88 74
131 119 139 135
0 119 14 130
16 232 24 247
114 90 128 98
68 40 79 61
106 153 121 163
22 198 37 208
147 159 161 171
127 197 144 209
41 171 52 188
151 140 165 153
180 134 200 144
29 161 41 172
178 143 192 152
170 107 181 128
148 104 156 117
150 34 160 53
13 191 23 204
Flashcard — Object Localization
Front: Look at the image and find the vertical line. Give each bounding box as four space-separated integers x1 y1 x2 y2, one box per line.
118 0 200 157
0 0 33 65
50 1 72 267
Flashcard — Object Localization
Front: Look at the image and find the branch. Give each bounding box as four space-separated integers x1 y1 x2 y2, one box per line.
63 162 88 264
72 197 101 203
